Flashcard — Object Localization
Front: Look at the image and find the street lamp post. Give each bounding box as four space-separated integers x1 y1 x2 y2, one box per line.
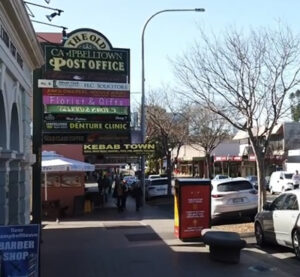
140 8 205 201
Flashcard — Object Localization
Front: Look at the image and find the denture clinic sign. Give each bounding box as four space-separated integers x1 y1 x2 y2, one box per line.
0 225 40 276
41 28 131 144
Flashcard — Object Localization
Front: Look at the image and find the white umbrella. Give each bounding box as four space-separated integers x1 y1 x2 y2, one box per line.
42 151 95 200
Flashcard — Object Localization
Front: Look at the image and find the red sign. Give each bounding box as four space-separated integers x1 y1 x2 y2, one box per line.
178 184 211 239
249 155 256 161
214 156 242 162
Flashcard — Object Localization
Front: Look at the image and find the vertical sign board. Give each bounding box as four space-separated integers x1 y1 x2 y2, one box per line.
0 224 40 276
174 179 211 240
40 28 131 144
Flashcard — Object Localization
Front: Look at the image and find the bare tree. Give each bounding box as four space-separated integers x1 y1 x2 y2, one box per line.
174 26 300 211
188 104 230 178
146 89 189 195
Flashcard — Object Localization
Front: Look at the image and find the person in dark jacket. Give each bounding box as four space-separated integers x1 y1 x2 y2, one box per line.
97 174 104 207
132 181 143 211
121 181 129 211
102 174 110 202
114 174 123 211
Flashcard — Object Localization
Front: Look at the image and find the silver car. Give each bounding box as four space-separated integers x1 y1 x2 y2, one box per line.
254 190 300 260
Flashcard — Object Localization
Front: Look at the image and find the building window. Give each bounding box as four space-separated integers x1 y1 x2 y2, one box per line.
17 53 23 69
1 26 9 47
10 41 16 57
0 25 23 69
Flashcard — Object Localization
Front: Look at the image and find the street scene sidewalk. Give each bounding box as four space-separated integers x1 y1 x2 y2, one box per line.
41 195 300 277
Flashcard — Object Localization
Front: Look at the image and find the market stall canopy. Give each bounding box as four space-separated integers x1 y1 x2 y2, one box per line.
42 151 95 172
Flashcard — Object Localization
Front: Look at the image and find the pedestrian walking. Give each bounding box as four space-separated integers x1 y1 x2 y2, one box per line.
121 180 129 211
107 172 113 194
102 173 110 203
293 170 300 186
97 174 104 207
132 181 143 211
113 174 123 211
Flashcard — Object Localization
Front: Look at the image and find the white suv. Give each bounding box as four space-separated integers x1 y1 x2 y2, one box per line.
211 177 258 219
145 178 168 199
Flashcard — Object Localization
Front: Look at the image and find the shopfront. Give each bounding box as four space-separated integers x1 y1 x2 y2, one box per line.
213 156 243 177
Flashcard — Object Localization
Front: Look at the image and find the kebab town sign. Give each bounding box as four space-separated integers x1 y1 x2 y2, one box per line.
83 143 156 155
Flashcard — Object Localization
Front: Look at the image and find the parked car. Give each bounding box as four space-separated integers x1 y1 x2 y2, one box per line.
212 174 230 181
269 171 298 194
265 176 270 191
211 177 258 219
254 190 300 260
246 175 271 191
122 176 138 190
145 178 168 200
246 175 258 190
147 174 161 180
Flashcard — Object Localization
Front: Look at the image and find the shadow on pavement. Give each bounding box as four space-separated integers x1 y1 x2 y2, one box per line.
41 220 300 277
43 194 174 224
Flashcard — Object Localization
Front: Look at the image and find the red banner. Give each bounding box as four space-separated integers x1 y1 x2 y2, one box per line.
43 88 129 98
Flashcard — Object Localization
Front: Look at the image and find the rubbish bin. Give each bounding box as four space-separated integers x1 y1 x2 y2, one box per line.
174 178 211 240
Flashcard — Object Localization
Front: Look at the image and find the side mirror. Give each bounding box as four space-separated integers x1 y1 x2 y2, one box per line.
263 202 271 211
280 176 283 180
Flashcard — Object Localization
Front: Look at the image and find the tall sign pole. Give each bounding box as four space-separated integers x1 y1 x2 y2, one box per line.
140 8 205 202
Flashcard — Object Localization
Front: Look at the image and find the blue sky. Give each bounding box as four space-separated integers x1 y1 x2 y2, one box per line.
29 0 300 107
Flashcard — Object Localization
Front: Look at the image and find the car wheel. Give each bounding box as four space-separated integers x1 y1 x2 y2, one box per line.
292 229 300 260
255 222 265 246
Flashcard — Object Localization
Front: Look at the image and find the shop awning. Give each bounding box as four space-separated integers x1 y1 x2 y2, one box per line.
42 151 95 172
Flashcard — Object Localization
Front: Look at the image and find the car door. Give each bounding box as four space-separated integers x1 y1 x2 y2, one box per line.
263 194 286 241
275 193 300 246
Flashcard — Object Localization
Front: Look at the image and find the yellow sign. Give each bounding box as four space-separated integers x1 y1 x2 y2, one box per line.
83 143 156 155
64 29 112 50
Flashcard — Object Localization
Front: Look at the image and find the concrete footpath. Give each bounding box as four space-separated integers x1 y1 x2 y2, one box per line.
41 196 300 277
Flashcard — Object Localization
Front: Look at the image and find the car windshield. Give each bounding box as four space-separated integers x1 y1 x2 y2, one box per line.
150 179 168 185
217 181 253 192
215 175 229 179
124 176 135 180
149 175 160 179
284 173 293 179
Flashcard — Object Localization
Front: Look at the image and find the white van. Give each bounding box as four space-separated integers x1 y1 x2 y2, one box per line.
269 171 298 194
